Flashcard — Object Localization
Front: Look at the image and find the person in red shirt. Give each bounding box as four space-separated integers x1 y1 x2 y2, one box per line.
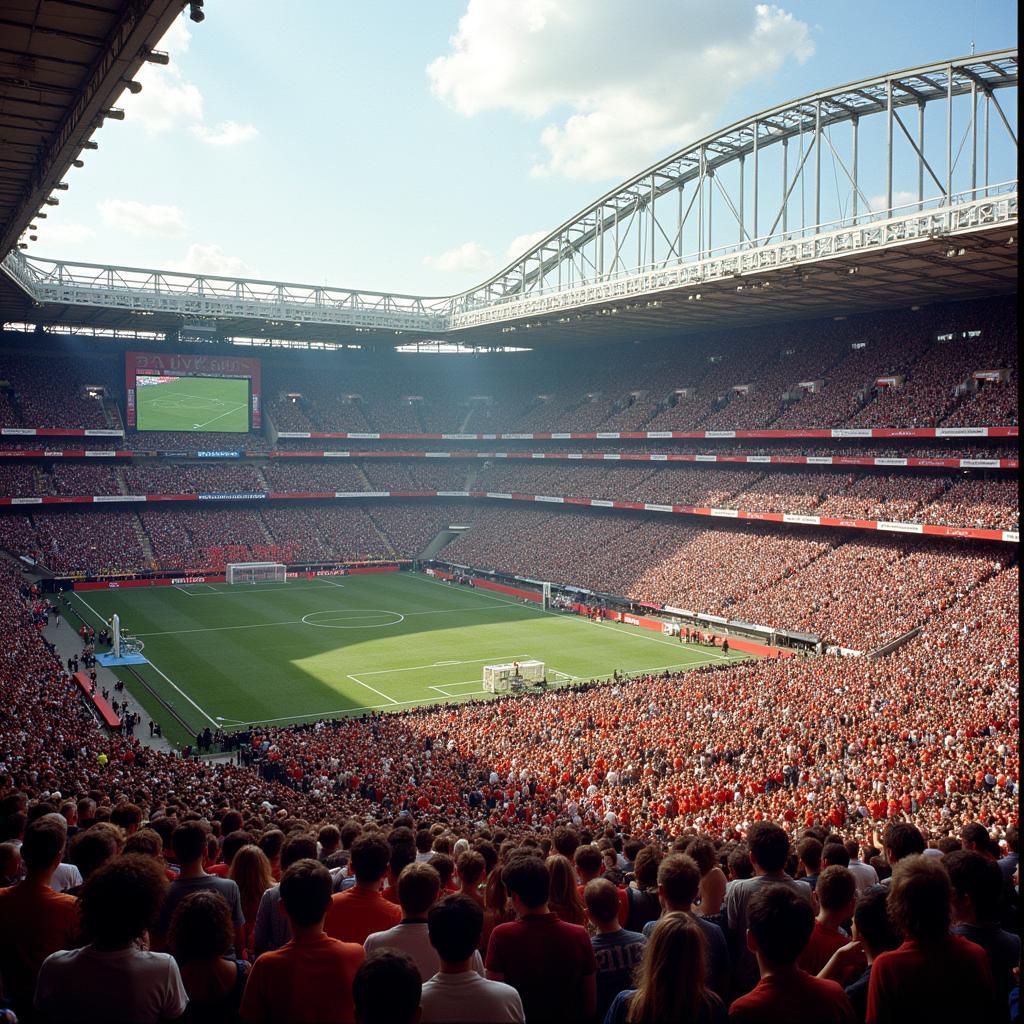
325 832 401 945
866 855 998 1024
729 884 855 1024
798 866 858 978
0 817 79 1019
485 853 597 1023
240 858 364 1024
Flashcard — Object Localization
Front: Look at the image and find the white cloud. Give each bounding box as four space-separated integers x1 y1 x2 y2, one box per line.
428 1 813 180
123 21 203 136
98 199 187 238
120 16 256 144
504 230 549 263
423 241 493 273
190 120 259 146
168 243 255 278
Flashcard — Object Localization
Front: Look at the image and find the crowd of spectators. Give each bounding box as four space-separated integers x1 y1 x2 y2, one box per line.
0 517 1016 1021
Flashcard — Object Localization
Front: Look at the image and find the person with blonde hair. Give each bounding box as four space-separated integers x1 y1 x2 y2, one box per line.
547 854 587 926
228 845 273 960
603 912 724 1024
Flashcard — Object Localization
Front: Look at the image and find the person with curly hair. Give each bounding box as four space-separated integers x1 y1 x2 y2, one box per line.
34 854 187 1023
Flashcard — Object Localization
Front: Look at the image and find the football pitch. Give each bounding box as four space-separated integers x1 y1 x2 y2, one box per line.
135 374 250 432
70 572 751 746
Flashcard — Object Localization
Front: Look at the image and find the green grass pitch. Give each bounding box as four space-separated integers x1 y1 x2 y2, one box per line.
71 572 752 746
135 374 250 433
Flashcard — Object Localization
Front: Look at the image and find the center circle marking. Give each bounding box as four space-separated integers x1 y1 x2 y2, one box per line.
301 609 405 629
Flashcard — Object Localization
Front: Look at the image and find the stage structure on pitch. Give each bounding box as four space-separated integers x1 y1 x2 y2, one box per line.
226 562 287 584
483 660 545 692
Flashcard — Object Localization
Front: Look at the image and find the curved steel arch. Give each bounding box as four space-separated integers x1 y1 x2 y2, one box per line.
450 48 1017 314
2 49 1017 334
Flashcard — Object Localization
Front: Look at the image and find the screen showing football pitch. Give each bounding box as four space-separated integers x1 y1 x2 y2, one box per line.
135 374 251 432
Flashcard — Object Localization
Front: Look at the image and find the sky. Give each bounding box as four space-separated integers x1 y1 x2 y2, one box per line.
27 0 1018 297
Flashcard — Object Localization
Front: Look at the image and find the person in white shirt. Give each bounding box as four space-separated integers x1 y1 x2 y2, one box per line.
35 853 188 1023
365 861 485 981
420 893 524 1023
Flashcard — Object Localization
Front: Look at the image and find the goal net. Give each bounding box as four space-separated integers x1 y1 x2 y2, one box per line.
226 562 287 585
483 660 545 692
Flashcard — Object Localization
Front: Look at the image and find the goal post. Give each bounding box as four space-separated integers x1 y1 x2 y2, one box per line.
483 659 545 692
226 562 287 585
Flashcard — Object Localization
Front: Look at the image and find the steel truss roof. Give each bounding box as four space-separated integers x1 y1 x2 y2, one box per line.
1 48 1018 345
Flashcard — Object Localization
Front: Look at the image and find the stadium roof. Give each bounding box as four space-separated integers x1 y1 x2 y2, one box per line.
0 0 184 259
0 35 1017 349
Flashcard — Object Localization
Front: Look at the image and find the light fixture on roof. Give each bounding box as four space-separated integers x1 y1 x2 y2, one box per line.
847 266 858 275
44 197 59 206
143 49 170 65
54 182 68 191
189 0 205 22
1007 236 1015 246
122 79 142 95
103 108 125 121
72 159 84 168
83 140 98 150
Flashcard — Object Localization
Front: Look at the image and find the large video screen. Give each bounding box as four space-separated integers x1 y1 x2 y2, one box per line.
135 374 251 432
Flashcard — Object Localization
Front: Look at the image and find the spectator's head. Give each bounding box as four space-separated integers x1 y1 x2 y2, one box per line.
1005 824 1019 855
429 852 455 891
797 837 823 875
353 949 421 1024
746 884 815 969
657 853 701 911
748 823 790 874
728 845 754 881
574 843 604 881
110 803 143 835
633 846 663 890
960 823 994 857
257 828 285 866
685 837 718 877
946 849 1003 925
851 885 899 960
351 833 391 885
630 912 714 1024
81 855 168 950
456 849 485 891
168 889 234 964
220 829 256 869
427 893 485 965
20 816 67 877
0 841 20 883
279 858 333 929
397 861 441 918
883 822 925 867
584 878 621 927
171 820 208 866
821 843 851 869
341 820 363 850
887 855 951 941
414 830 433 855
69 825 120 881
281 833 319 870
552 826 579 859
816 865 857 919
502 854 550 911
318 824 341 857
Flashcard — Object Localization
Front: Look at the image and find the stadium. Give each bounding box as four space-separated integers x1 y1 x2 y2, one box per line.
0 2 1017 1023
